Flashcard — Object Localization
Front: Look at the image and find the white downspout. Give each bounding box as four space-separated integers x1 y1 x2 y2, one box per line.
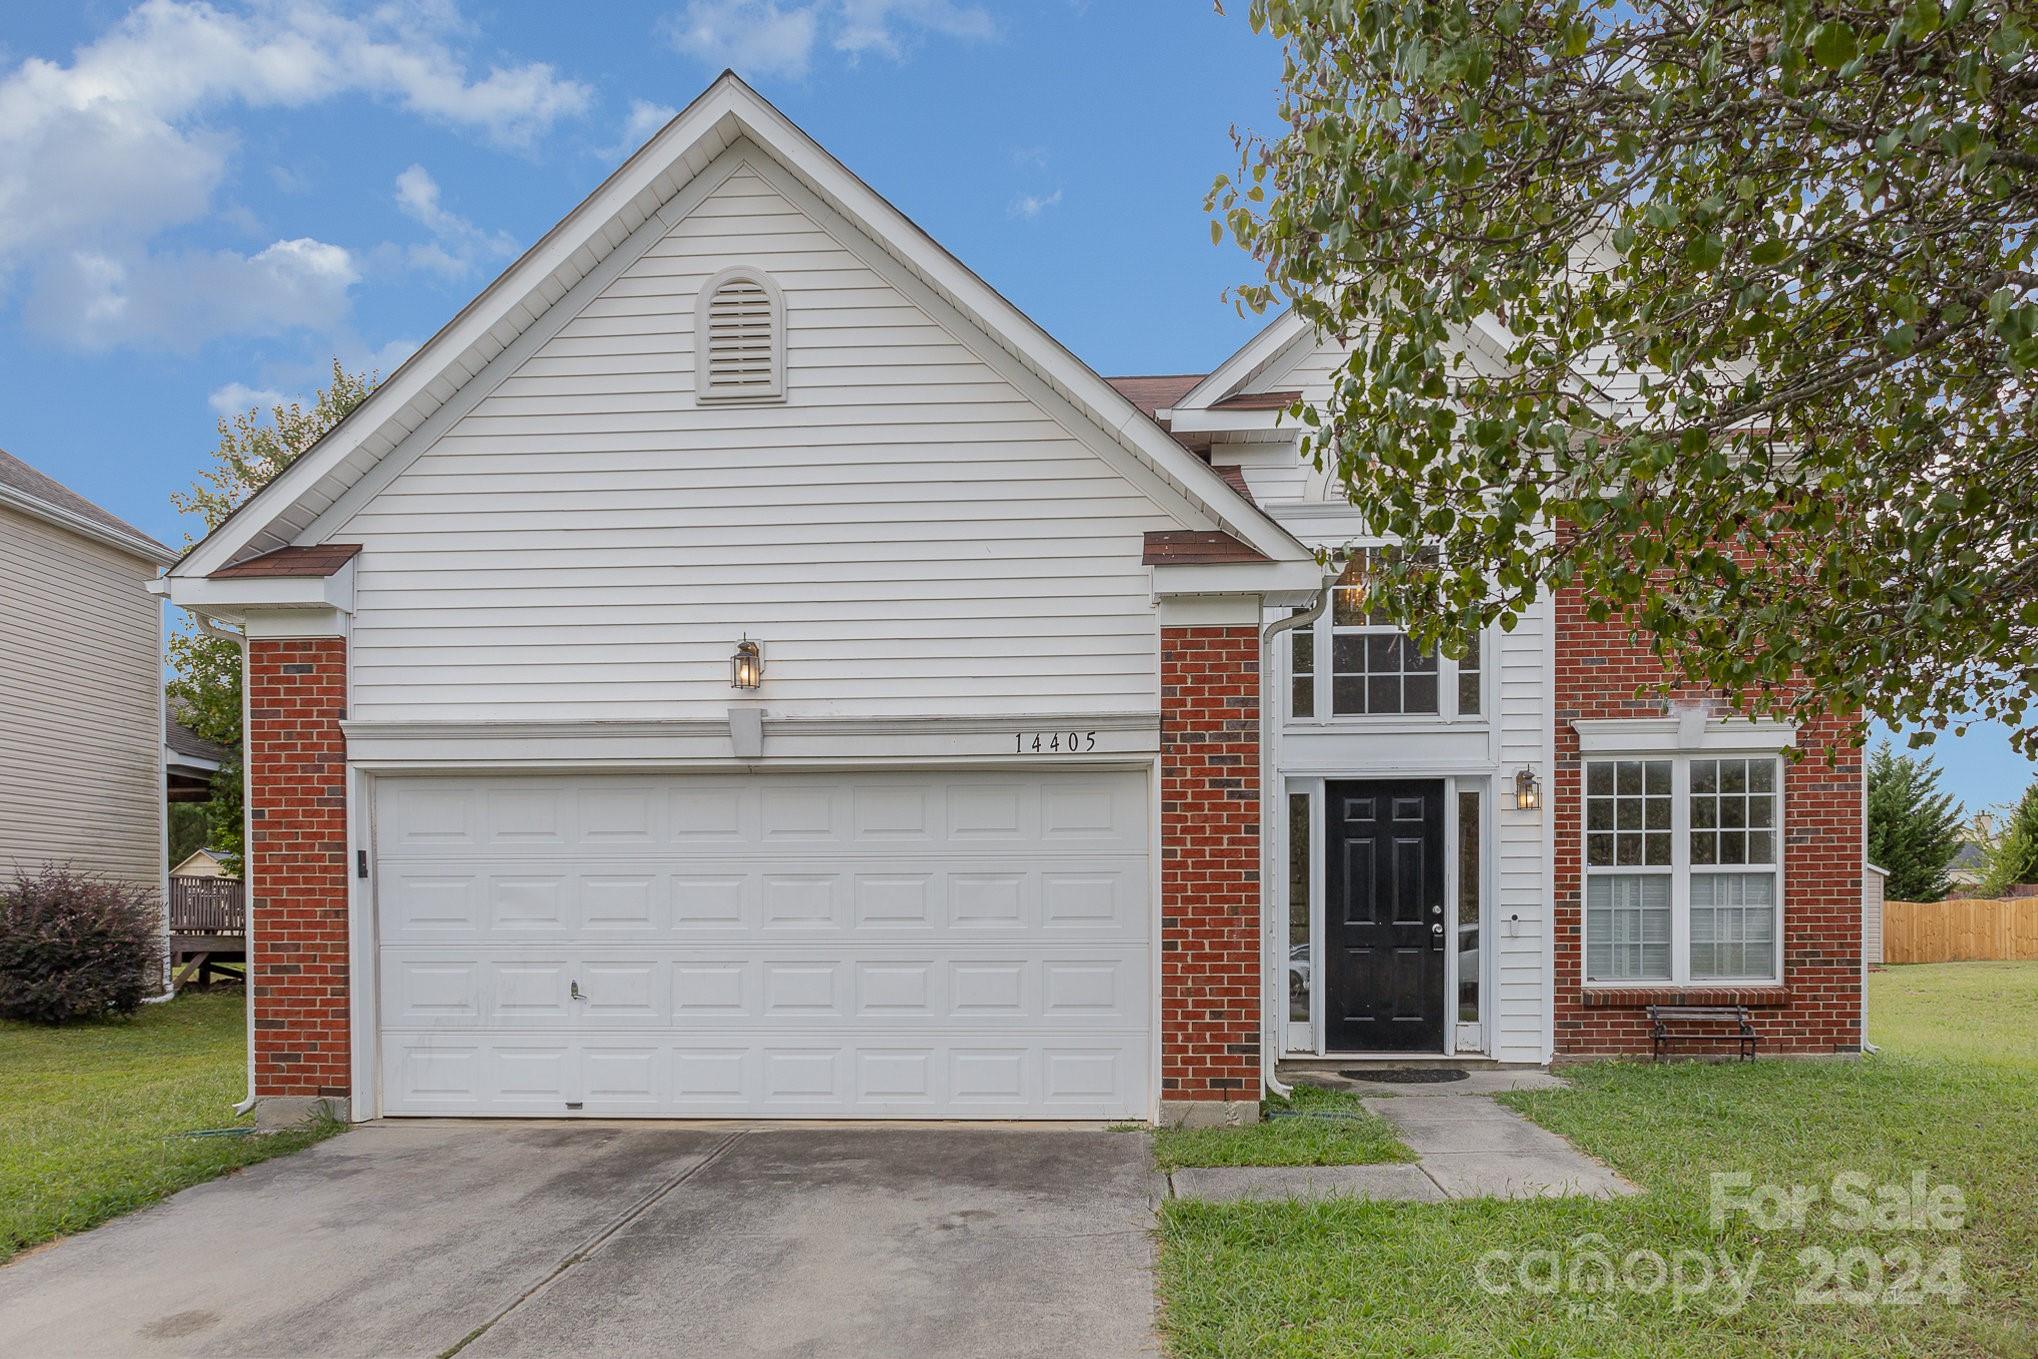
1260 580 1330 1101
189 609 259 1118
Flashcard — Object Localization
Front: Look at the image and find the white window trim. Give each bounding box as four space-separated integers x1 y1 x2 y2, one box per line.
1287 612 1489 727
694 265 787 405
1580 751 1786 989
1572 714 1797 754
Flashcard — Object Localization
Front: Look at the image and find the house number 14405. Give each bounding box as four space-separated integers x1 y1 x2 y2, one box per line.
1016 731 1098 754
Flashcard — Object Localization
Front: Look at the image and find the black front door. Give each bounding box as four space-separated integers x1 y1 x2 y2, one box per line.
1326 780 1446 1052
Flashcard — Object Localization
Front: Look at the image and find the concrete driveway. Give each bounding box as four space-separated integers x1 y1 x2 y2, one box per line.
0 1122 1161 1358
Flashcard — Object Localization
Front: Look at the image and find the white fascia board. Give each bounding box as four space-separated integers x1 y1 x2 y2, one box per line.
0 483 177 566
165 745 222 774
1570 716 1798 754
165 562 354 617
175 73 1308 577
1159 408 1293 436
1174 310 1311 413
1151 558 1325 601
172 82 754 579
728 92 1309 566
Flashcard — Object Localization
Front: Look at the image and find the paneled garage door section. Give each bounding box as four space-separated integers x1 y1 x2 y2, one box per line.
374 771 1152 1118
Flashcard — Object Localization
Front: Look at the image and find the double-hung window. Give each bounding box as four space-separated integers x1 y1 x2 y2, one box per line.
1583 754 1782 985
1289 549 1483 721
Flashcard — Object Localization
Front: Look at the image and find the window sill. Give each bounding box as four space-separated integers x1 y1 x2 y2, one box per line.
1286 716 1492 731
1581 985 1790 1009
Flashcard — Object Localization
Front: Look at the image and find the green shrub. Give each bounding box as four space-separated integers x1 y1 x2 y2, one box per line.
0 867 162 1023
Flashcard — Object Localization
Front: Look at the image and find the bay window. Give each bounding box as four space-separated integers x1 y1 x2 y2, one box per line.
1583 754 1782 985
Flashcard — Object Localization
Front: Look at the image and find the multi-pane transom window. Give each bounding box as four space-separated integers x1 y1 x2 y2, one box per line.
1288 549 1483 721
1582 753 1782 985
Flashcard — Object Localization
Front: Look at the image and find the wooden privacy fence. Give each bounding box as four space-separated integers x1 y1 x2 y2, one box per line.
1882 897 2038 964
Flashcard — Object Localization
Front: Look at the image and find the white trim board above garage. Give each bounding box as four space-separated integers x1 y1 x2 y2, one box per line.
169 72 1308 583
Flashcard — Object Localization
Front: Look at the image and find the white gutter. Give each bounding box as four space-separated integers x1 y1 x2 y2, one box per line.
0 481 177 566
185 606 259 1118
1260 578 1331 1101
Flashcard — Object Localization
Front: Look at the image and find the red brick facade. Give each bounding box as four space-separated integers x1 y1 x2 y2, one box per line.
1553 591 1864 1057
1158 625 1262 1103
246 637 352 1099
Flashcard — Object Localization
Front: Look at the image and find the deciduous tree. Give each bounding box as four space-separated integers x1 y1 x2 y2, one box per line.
166 361 376 868
1212 0 2038 752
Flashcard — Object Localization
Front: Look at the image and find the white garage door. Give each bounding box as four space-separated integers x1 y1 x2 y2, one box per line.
373 770 1152 1119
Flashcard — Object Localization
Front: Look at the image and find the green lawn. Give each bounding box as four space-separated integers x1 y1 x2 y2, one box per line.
0 989 339 1263
1153 1082 1415 1172
1159 963 2038 1358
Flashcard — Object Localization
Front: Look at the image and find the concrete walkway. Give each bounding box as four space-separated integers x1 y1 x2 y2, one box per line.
1168 1079 1637 1204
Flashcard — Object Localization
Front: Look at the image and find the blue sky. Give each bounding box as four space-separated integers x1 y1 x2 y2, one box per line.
0 1 2029 810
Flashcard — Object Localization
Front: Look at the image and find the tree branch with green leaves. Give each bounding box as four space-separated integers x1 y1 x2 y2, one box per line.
166 361 376 869
1212 0 2037 753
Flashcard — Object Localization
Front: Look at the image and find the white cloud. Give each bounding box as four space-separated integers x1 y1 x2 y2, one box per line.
207 381 290 417
0 0 591 349
1010 188 1063 220
28 237 359 351
661 1 822 79
835 0 995 59
606 98 680 158
660 0 994 76
394 164 517 279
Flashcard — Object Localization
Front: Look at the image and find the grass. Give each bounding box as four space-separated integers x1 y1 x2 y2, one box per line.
0 989 340 1264
1152 1083 1416 1172
1158 962 2038 1358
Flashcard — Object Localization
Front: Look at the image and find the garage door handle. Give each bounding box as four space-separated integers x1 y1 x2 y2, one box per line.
571 980 584 1001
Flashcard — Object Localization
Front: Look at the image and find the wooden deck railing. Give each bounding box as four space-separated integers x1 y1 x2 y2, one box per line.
169 877 246 937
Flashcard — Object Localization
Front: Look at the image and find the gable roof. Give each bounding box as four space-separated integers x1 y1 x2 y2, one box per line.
0 448 174 565
209 543 361 580
1108 374 1204 420
171 73 1307 581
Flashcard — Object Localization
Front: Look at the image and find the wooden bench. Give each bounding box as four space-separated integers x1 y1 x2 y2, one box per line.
1646 1005 1757 1062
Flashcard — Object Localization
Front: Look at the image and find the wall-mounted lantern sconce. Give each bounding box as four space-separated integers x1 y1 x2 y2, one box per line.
731 637 764 690
1513 766 1542 812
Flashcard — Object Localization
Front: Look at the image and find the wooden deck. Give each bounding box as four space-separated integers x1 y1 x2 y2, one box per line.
169 877 246 987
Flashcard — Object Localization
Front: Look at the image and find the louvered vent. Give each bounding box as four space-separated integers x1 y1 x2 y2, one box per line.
697 270 784 403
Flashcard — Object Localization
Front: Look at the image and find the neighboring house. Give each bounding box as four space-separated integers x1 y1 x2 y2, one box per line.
1946 841 1987 892
166 707 229 805
160 75 1864 1128
171 848 234 880
0 449 175 905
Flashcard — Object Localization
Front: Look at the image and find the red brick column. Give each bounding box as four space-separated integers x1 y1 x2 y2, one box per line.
1159 625 1262 1122
1552 589 1863 1057
246 636 352 1108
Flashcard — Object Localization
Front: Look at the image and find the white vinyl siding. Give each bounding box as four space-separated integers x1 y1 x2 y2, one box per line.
1247 324 1552 1063
0 505 163 899
336 156 1176 722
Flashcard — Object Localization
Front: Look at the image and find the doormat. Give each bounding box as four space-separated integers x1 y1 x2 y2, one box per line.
1338 1068 1471 1084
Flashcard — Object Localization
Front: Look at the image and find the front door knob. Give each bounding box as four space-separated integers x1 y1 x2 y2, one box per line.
1431 923 1444 936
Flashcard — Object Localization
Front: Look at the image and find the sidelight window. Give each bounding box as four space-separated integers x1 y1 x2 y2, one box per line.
1456 788 1482 1024
1288 791 1312 1025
